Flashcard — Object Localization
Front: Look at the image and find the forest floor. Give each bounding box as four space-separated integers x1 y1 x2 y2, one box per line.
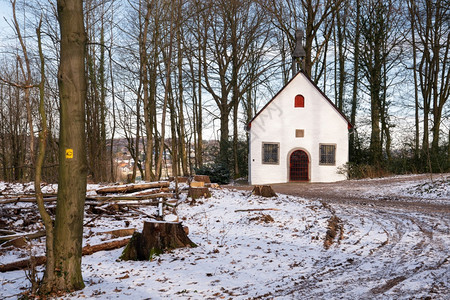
1 173 449 299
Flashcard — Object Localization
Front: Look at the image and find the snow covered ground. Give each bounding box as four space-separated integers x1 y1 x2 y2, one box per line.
1 175 449 299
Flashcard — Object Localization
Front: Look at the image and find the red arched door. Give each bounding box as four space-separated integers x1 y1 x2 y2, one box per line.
290 150 309 181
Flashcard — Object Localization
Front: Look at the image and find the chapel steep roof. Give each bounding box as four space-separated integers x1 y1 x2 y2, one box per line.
246 70 353 131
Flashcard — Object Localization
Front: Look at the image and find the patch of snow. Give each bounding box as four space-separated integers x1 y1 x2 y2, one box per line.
0 176 449 299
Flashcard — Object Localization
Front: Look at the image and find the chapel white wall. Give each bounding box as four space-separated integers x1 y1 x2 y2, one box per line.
249 73 348 184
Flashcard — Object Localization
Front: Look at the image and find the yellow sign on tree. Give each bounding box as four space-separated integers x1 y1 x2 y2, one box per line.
66 149 74 159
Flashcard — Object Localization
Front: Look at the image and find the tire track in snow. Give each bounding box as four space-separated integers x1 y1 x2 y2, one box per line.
255 202 449 299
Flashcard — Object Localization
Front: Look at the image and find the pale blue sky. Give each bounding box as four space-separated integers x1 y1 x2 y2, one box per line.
0 0 12 36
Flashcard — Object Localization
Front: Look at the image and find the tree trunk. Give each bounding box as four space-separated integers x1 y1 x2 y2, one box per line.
408 0 420 160
11 0 35 180
169 86 178 179
349 0 360 162
233 92 239 178
197 46 203 168
34 21 55 295
219 104 230 166
141 1 154 182
176 4 188 176
42 0 88 293
155 7 174 180
336 9 345 112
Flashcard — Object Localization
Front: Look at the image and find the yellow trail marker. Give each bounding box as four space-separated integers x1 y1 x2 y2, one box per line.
66 149 74 159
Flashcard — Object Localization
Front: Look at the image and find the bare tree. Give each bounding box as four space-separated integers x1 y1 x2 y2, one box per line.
40 0 88 292
411 0 449 170
348 0 361 162
359 0 404 164
85 0 111 182
11 0 36 178
199 0 274 175
260 0 342 81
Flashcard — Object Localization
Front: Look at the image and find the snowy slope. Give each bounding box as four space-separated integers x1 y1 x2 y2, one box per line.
1 176 449 299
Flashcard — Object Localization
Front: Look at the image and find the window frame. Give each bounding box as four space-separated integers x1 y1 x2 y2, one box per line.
295 129 304 138
319 144 336 166
261 142 280 165
294 94 305 108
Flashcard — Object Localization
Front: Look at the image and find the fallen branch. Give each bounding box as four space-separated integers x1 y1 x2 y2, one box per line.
234 208 280 212
0 238 131 272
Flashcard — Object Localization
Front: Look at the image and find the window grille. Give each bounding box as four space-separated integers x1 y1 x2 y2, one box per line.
262 143 279 164
319 144 336 165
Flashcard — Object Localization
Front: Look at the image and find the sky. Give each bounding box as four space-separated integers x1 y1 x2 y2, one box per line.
0 0 11 33
0 0 15 51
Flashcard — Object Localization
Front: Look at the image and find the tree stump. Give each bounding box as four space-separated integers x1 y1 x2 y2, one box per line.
120 221 197 261
188 187 211 200
252 185 277 197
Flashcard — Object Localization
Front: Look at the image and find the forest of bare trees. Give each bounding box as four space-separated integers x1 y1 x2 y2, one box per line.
0 0 449 183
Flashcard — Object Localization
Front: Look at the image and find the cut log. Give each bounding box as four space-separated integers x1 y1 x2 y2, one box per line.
100 228 136 238
0 238 130 272
190 181 205 188
96 181 170 194
120 221 197 261
82 238 130 255
0 197 57 204
252 185 277 197
193 175 211 183
0 256 47 272
176 176 189 183
86 192 173 202
0 230 46 242
205 183 220 189
188 187 211 200
2 237 27 248
129 187 170 197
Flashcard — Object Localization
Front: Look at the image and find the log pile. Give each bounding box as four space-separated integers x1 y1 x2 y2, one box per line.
187 175 213 200
1 238 131 272
0 177 215 270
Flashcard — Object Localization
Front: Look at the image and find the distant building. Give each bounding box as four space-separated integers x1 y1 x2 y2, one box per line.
247 30 352 184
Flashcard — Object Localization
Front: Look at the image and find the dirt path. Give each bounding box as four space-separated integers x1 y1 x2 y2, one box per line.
227 173 450 214
226 174 450 299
